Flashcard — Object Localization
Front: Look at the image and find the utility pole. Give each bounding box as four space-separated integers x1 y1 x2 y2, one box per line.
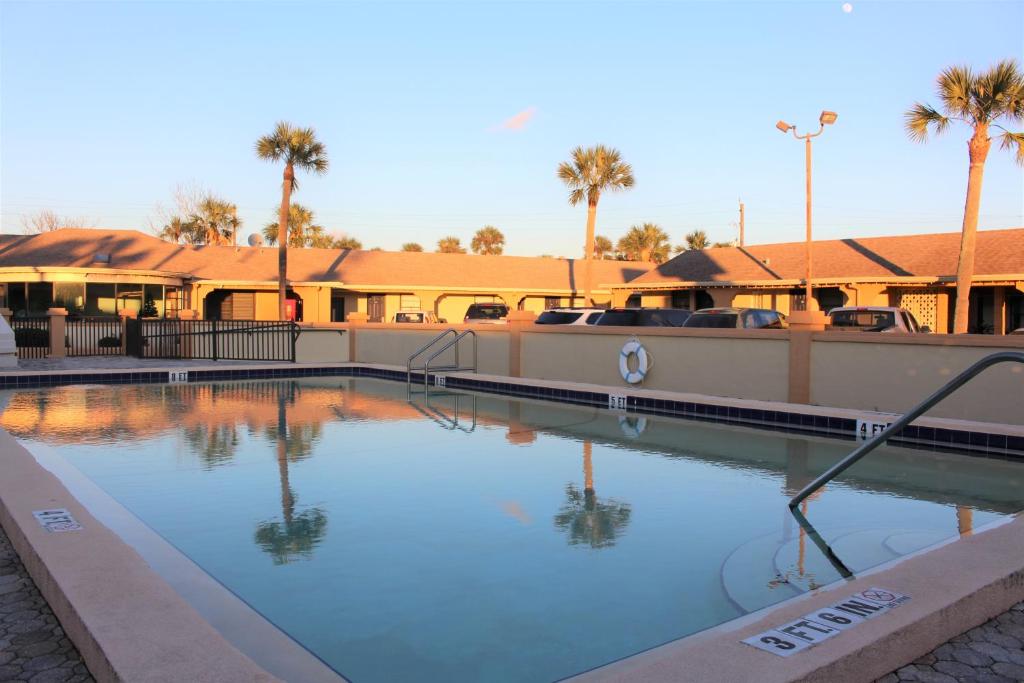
738 200 745 247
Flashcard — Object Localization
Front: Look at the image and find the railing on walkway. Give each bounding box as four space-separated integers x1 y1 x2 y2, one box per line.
10 317 51 359
66 317 123 356
128 319 300 362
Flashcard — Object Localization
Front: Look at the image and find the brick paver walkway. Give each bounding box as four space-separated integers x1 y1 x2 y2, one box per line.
878 602 1024 682
0 526 93 683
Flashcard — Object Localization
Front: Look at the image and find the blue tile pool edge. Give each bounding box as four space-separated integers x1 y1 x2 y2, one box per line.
0 364 1019 460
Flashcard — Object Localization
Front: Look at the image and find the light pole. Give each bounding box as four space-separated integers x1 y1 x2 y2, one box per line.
776 110 837 315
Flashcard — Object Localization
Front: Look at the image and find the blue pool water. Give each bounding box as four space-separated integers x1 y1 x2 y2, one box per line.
2 378 1021 682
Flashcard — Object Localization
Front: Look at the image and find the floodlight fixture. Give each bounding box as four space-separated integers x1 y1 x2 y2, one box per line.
819 110 838 125
776 120 794 133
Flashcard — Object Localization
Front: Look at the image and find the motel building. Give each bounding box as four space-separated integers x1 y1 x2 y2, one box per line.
0 228 650 323
0 227 1020 334
609 228 1024 334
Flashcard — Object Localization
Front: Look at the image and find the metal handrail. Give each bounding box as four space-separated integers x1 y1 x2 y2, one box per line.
790 351 1024 509
424 330 477 389
407 329 458 386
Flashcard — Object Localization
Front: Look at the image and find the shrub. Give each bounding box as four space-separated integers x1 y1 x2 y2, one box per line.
14 327 49 348
98 336 121 348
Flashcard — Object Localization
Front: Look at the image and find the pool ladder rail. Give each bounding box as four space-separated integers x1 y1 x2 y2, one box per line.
790 350 1024 510
406 328 478 390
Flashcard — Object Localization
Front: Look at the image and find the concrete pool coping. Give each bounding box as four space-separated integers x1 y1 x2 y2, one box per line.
0 361 1022 682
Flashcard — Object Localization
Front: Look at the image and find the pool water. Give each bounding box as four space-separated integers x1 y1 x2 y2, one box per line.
2 378 1021 682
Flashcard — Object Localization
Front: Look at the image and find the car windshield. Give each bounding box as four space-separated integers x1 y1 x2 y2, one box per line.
595 310 638 325
684 313 738 328
467 305 506 319
535 311 583 325
395 312 424 323
831 310 896 331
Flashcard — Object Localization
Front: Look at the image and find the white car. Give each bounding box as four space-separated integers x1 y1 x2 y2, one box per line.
828 307 931 333
392 311 442 324
534 308 606 326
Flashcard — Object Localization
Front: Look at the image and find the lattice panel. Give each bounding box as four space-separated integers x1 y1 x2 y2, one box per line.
896 289 939 330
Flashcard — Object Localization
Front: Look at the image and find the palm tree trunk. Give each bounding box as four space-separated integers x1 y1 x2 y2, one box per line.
952 124 990 334
277 394 293 525
278 163 294 321
583 440 594 494
583 198 598 306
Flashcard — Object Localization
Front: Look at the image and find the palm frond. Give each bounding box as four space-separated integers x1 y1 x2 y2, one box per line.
904 102 950 142
997 130 1024 165
978 59 1024 122
937 65 974 119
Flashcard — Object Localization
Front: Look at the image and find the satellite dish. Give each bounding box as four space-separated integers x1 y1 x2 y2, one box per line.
247 233 264 247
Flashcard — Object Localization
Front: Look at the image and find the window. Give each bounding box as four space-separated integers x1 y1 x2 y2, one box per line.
143 284 165 318
85 283 116 316
116 283 143 315
585 312 602 324
395 312 426 323
536 311 582 325
53 282 85 314
830 310 896 331
684 313 739 328
594 309 638 326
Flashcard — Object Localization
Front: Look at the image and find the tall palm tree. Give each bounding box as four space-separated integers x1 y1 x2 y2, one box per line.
557 145 635 305
401 242 423 252
678 229 710 252
471 226 505 255
159 216 190 244
255 122 329 320
905 60 1024 333
262 203 322 247
617 223 671 263
436 236 466 253
593 235 614 259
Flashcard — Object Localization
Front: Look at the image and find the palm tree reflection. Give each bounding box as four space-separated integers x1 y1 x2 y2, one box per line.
254 383 328 565
554 441 631 549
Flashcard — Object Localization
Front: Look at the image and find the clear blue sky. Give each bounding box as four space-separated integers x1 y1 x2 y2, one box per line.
2 0 1022 256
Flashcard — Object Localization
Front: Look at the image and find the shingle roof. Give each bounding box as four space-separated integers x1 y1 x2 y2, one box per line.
0 228 652 290
627 229 1024 287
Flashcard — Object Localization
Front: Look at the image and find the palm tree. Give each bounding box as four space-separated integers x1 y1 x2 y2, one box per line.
255 122 329 320
553 441 631 549
678 229 711 252
188 197 241 246
557 145 635 305
905 60 1024 334
436 236 466 253
593 235 614 259
471 226 505 255
262 203 322 248
334 236 362 250
616 223 671 263
159 216 191 244
401 242 423 252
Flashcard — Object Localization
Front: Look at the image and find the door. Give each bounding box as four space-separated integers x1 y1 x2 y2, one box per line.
367 295 385 323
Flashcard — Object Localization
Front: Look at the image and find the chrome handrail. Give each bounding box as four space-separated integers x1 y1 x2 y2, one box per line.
424 330 478 389
407 329 458 387
789 351 1024 509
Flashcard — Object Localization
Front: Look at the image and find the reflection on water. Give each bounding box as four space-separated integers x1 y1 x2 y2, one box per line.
554 442 632 549
1 378 1022 683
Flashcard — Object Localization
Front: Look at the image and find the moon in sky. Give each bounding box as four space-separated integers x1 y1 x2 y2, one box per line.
842 3 853 12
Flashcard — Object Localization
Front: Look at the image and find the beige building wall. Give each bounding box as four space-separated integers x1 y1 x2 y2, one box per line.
810 337 1024 425
519 329 790 402
254 292 278 320
355 326 510 375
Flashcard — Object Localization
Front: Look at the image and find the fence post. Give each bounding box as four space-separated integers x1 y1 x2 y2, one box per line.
346 312 367 362
46 308 68 359
505 310 536 378
118 309 135 356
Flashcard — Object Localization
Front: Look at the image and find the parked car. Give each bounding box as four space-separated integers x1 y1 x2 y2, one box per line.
594 308 692 327
534 308 606 326
463 302 509 324
827 307 930 333
392 311 442 324
682 308 788 329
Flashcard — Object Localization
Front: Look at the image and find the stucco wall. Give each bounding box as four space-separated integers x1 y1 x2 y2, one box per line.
519 328 791 402
810 336 1024 425
295 327 348 363
355 326 510 375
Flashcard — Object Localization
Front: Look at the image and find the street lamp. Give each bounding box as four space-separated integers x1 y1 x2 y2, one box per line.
777 110 837 317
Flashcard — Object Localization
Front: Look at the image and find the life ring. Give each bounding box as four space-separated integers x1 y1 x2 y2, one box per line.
619 415 648 438
619 339 650 384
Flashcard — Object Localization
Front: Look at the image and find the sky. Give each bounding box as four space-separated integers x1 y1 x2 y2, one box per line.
1 0 1022 257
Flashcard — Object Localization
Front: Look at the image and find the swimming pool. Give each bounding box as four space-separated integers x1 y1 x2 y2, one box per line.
2 377 1021 682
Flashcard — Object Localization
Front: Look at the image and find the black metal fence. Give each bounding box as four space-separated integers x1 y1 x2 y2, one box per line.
66 317 123 356
10 316 51 359
128 319 299 362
